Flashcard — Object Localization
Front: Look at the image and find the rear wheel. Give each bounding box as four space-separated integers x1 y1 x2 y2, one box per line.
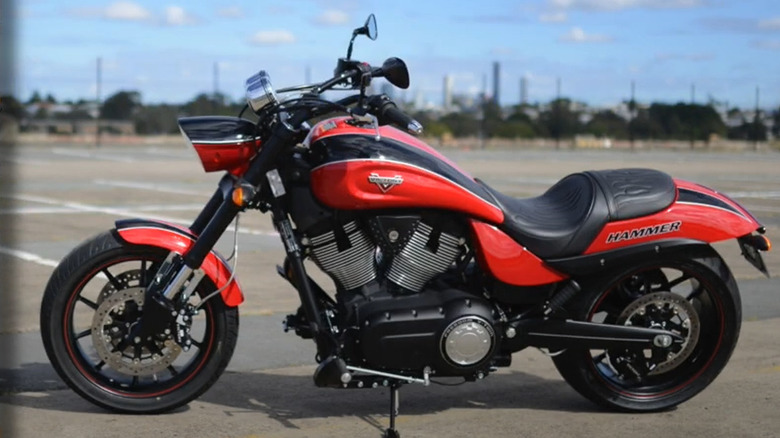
552 254 740 412
40 231 239 413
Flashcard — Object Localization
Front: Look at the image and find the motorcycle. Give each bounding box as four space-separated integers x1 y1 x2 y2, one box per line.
41 14 771 437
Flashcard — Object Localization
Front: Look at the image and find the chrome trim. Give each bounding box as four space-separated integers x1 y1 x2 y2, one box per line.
186 138 258 145
346 365 427 385
407 120 424 136
162 264 195 300
676 201 749 219
245 70 278 112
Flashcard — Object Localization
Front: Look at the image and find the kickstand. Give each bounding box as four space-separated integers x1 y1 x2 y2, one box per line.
385 382 401 438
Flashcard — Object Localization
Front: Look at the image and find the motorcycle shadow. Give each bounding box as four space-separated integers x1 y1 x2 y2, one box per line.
198 367 601 430
1 362 601 423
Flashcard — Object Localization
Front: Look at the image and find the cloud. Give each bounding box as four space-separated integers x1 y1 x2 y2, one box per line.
69 2 197 25
105 1 152 20
218 6 243 18
70 1 152 21
540 12 568 23
758 17 780 30
753 39 780 50
559 27 613 42
491 47 515 56
548 0 703 11
314 10 350 26
164 6 198 26
700 17 780 34
249 30 296 45
455 14 525 23
653 52 714 62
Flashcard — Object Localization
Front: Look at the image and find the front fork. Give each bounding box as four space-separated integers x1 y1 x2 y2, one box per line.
269 202 338 358
134 178 340 365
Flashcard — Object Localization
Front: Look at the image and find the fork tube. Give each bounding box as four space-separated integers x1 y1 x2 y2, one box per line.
183 199 241 269
270 200 333 355
190 189 224 236
190 174 235 235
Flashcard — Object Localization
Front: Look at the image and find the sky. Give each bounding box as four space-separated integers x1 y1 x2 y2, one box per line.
10 0 780 109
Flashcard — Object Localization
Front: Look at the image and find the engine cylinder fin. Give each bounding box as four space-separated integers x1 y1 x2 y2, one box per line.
308 220 377 291
386 222 462 292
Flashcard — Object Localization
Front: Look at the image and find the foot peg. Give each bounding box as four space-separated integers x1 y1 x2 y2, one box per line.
313 355 351 387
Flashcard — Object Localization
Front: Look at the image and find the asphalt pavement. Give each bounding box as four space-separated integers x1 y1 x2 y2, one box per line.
1 143 779 437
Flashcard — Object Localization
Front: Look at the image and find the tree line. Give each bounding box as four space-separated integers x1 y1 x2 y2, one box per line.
1 90 778 142
415 99 777 143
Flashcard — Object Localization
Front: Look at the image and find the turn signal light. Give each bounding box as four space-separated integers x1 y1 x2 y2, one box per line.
760 235 772 252
231 182 257 207
232 187 245 206
744 234 772 251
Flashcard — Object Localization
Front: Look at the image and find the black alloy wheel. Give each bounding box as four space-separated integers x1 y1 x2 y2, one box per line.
40 231 239 413
552 254 741 412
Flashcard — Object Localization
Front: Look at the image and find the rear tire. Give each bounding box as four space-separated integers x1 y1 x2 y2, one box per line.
552 254 740 412
40 231 239 413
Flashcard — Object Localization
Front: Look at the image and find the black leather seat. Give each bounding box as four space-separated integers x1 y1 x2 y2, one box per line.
479 168 676 259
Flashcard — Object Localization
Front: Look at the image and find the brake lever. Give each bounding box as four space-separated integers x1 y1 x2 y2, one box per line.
349 111 381 141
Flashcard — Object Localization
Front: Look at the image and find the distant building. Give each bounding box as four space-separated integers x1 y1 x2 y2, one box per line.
520 76 528 105
414 89 425 110
492 62 500 106
380 81 395 100
443 75 453 110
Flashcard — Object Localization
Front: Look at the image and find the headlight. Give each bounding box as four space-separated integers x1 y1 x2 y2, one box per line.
245 70 278 112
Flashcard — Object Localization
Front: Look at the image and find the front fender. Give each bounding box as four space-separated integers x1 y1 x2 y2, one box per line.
114 218 244 307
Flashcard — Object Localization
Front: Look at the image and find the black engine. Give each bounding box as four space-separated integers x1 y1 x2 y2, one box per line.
355 287 499 376
293 209 500 377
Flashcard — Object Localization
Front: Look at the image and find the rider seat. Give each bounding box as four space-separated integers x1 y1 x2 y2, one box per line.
479 168 676 259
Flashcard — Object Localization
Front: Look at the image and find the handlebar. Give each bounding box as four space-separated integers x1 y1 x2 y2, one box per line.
255 57 420 136
367 94 423 136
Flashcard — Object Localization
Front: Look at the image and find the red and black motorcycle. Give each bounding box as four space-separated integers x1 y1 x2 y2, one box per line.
41 15 770 437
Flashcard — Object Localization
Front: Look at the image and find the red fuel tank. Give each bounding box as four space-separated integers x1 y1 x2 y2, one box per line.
307 117 504 224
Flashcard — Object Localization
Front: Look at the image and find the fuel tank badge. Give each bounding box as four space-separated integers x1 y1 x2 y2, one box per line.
368 173 404 193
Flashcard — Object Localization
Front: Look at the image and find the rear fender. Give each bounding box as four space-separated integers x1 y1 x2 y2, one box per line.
547 240 719 276
584 179 765 254
114 218 244 307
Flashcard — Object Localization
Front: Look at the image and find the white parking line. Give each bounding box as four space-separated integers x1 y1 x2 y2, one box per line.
52 148 137 163
0 204 205 215
93 179 212 197
729 191 780 199
744 206 780 214
5 193 277 237
0 246 110 280
0 157 52 165
143 147 190 158
0 245 60 268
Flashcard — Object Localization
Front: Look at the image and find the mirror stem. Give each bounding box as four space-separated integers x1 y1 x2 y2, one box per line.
346 33 358 60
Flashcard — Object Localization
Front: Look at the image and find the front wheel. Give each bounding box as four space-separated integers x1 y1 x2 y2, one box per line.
40 231 239 413
552 254 741 412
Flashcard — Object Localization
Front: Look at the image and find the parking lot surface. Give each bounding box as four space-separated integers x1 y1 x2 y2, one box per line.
1 143 779 437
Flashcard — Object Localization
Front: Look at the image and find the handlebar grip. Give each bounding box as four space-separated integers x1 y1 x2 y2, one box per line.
367 95 423 136
382 105 423 136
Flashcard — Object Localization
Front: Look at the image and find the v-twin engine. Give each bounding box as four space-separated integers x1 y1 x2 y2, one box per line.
306 214 465 293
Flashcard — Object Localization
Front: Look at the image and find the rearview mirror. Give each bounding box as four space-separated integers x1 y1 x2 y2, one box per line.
346 14 378 60
365 14 377 40
380 57 409 89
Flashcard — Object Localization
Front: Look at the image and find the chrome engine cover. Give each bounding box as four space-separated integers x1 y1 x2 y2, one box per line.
441 316 496 367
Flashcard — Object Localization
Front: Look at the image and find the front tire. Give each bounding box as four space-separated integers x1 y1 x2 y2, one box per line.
40 231 239 413
552 254 741 412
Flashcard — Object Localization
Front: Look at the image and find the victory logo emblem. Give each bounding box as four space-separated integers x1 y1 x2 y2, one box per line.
368 173 404 193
